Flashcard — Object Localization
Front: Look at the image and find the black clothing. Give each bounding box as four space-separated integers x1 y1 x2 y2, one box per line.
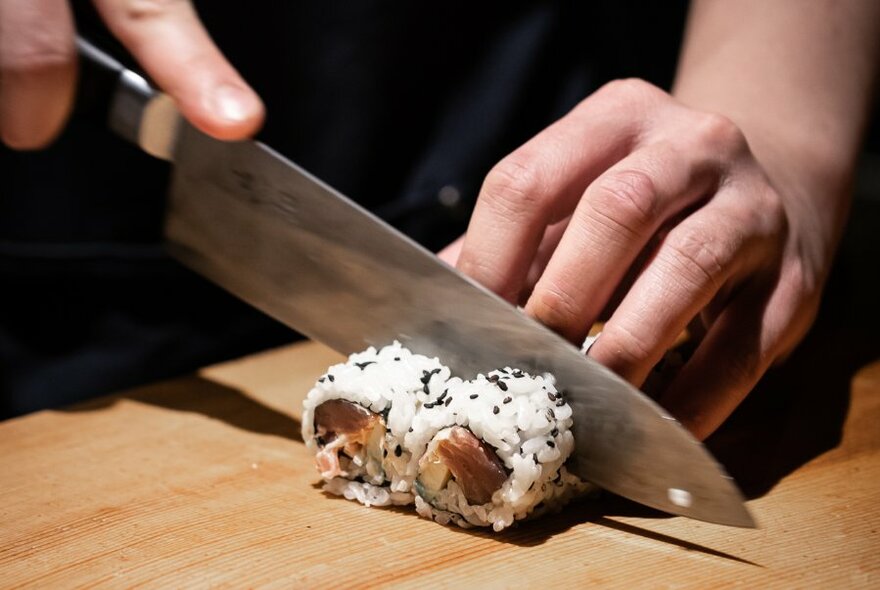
0 1 687 417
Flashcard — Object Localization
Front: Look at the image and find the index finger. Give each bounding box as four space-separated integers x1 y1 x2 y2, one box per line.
93 0 263 140
455 83 641 302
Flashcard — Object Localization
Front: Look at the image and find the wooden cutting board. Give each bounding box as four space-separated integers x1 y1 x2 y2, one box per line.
1 328 878 588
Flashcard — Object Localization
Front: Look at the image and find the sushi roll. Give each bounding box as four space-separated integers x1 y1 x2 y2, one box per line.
302 341 451 506
406 369 592 532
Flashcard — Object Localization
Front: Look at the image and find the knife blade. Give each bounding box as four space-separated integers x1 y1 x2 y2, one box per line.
77 38 755 528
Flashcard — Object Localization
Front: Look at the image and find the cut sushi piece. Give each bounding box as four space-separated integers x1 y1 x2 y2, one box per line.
302 341 451 506
408 369 593 531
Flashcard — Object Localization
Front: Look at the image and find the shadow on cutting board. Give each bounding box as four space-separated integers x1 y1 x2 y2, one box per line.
314 482 759 564
67 375 303 443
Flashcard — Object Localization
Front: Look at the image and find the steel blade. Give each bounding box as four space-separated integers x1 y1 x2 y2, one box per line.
164 125 755 527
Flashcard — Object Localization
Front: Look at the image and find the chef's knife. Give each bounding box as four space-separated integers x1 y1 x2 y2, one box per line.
76 38 755 528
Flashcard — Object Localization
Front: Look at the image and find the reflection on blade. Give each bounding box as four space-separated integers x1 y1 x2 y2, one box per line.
164 124 755 527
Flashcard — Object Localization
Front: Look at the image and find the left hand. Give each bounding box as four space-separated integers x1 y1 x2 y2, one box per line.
440 78 838 440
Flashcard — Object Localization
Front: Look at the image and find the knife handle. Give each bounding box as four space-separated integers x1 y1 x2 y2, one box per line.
75 36 178 160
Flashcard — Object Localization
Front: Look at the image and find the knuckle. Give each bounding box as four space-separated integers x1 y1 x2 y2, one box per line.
726 345 763 384
662 226 731 292
587 169 659 236
457 256 519 302
780 258 821 310
764 189 789 236
736 185 788 251
1 34 73 74
597 78 658 102
121 0 187 21
695 112 748 156
601 322 655 369
481 155 547 219
528 283 583 335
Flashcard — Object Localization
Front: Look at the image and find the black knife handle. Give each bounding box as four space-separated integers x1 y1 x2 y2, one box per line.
74 36 173 159
74 37 126 128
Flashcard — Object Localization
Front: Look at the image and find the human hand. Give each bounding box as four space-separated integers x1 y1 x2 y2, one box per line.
441 79 840 440
0 0 263 149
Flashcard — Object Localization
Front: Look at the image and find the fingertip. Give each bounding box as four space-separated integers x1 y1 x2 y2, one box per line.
181 81 264 141
0 59 76 150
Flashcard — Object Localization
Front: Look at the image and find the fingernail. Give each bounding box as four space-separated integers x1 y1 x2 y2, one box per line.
212 83 254 123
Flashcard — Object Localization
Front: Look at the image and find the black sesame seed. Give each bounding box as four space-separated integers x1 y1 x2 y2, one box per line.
394 445 402 457
493 406 500 415
423 383 430 394
547 408 556 419
513 369 524 378
547 440 556 448
424 402 434 409
318 377 325 383
394 357 400 361
556 400 565 407
408 427 413 432
488 374 499 383
355 361 375 370
547 391 557 402
532 455 539 465
551 428 559 437
445 398 452 407
503 396 512 404
497 381 508 392
469 394 479 400
327 374 335 382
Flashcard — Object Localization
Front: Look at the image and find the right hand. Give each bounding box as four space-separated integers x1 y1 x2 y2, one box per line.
0 0 263 150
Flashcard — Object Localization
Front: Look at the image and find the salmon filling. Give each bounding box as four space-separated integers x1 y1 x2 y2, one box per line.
313 400 386 480
418 426 509 505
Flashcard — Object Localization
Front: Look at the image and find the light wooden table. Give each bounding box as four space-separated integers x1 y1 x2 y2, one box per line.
2 201 880 588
